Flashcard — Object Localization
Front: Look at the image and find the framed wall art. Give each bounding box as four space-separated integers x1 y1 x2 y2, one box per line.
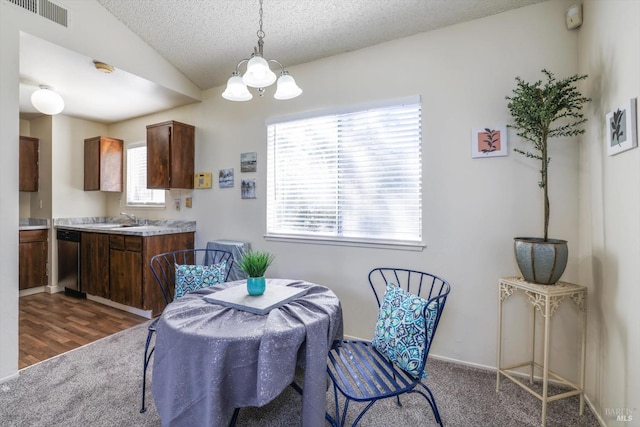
219 168 234 188
241 179 256 199
471 126 508 158
606 98 637 156
241 152 257 172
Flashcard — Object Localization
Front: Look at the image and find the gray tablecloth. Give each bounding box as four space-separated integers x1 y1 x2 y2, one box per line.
152 278 343 427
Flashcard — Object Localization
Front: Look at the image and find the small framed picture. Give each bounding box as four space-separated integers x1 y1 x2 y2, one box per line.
471 126 508 158
606 98 637 156
241 152 257 172
219 168 234 188
241 179 256 199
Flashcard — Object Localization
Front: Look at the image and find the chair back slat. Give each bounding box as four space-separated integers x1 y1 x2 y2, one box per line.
150 248 234 307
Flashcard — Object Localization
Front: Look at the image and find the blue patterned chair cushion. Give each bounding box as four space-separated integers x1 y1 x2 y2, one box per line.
174 261 227 299
372 281 439 378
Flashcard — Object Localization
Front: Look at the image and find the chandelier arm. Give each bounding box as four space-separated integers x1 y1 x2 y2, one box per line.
234 58 250 73
267 59 286 74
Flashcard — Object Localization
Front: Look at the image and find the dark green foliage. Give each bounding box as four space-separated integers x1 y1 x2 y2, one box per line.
237 250 275 278
506 69 590 240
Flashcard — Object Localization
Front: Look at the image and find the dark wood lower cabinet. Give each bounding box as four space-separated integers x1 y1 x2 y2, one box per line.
19 230 48 290
77 231 194 316
80 232 110 298
109 235 143 307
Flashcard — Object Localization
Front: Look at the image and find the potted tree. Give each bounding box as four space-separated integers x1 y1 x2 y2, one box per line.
237 250 275 296
506 69 590 284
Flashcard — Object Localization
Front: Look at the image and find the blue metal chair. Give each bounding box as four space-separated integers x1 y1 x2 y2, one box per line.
326 268 451 426
140 248 233 413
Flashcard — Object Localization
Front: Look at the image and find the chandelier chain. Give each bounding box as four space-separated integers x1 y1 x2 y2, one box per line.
256 0 265 40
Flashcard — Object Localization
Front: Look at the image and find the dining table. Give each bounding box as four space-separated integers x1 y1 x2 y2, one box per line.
152 278 343 427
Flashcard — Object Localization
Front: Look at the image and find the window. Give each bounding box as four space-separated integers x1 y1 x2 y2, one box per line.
126 143 165 206
266 96 422 246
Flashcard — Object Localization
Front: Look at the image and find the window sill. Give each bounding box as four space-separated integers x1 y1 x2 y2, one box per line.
264 234 425 251
124 204 166 209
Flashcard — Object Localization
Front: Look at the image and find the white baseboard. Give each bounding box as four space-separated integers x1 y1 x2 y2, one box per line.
18 287 46 297
0 371 20 385
86 294 152 319
45 284 63 294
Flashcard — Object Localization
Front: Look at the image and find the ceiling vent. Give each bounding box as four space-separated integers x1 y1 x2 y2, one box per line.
6 0 68 27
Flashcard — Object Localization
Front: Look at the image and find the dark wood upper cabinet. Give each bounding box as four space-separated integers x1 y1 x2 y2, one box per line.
146 121 194 189
84 136 123 192
19 136 39 192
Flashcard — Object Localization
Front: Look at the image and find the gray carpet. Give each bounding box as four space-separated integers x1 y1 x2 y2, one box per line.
0 321 600 426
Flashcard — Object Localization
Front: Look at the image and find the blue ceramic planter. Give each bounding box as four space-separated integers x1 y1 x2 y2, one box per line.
247 276 266 296
514 237 568 285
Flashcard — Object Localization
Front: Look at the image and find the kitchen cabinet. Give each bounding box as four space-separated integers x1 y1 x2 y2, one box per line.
109 232 194 315
80 232 110 298
19 136 39 192
146 121 194 189
84 136 123 192
109 235 143 308
19 229 48 289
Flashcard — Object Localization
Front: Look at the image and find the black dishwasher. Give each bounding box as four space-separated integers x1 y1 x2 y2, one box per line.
57 229 86 298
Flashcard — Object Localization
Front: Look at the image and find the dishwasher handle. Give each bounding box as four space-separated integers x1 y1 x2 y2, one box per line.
57 229 81 242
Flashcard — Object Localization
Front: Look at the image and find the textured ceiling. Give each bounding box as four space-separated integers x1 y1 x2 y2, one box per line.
19 0 547 123
96 0 547 91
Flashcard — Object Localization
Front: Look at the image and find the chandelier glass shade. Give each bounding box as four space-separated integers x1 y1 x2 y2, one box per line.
222 0 302 102
31 85 64 115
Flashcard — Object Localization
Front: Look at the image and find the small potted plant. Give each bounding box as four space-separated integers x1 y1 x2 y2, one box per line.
237 250 275 296
506 69 590 284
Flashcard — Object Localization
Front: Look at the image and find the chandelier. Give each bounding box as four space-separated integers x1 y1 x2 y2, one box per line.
222 0 302 101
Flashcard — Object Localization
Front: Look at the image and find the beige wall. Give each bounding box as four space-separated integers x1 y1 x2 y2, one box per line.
3 1 638 424
106 0 583 376
578 0 640 423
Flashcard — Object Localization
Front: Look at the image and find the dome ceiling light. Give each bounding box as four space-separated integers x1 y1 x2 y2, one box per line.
30 85 64 115
222 0 302 102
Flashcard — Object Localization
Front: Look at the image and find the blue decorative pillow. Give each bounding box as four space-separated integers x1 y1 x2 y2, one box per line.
372 281 439 378
174 261 226 299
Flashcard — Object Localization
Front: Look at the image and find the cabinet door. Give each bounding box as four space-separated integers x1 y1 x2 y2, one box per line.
84 136 123 192
147 121 194 189
80 233 110 298
19 136 39 192
99 137 123 191
169 123 195 189
146 124 171 189
19 241 47 290
109 248 142 307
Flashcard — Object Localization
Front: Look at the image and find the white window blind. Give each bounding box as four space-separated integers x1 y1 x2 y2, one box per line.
266 98 422 245
126 144 165 206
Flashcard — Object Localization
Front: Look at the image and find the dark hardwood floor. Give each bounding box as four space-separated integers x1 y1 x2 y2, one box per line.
19 292 147 369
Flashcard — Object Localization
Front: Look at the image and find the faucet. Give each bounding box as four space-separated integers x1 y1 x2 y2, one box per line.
120 211 138 224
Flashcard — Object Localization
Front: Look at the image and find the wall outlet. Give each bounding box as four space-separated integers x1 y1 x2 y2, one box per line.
185 197 192 208
174 198 181 211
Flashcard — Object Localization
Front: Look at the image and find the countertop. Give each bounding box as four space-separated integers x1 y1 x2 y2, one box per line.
19 218 50 231
53 217 196 237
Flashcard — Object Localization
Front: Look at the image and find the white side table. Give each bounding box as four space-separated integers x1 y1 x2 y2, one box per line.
496 276 587 427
